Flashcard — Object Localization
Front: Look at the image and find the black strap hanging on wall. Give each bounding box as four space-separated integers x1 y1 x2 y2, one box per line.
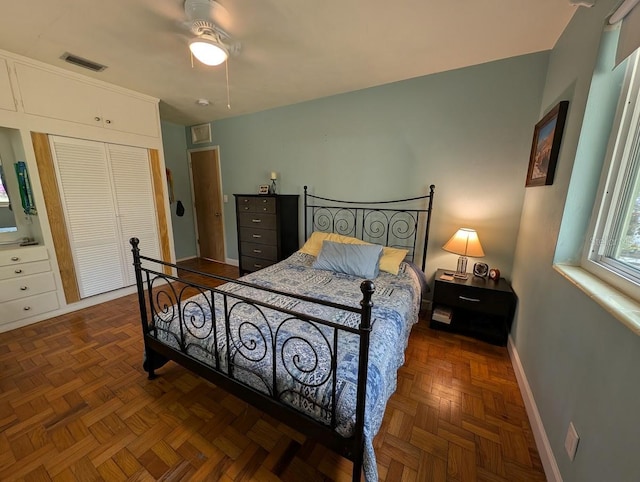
176 200 185 217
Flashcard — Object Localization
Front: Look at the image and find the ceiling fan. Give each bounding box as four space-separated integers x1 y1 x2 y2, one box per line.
184 0 240 66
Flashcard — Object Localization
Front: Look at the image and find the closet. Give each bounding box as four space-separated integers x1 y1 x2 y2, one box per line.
49 136 160 298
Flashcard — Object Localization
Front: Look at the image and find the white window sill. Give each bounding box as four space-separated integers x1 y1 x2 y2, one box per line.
553 264 640 335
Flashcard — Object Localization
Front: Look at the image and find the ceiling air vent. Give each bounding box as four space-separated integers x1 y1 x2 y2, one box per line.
60 52 107 72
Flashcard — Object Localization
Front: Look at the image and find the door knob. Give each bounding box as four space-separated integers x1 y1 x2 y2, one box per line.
215 212 221 217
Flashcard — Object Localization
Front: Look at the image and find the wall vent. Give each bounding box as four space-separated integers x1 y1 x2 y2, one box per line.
60 52 107 72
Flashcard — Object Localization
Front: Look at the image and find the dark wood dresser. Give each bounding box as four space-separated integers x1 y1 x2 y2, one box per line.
234 194 299 275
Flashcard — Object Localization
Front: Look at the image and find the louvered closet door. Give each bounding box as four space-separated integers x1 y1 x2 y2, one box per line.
107 144 160 286
50 136 125 298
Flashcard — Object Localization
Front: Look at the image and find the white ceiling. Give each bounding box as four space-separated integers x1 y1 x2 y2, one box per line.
0 1 577 126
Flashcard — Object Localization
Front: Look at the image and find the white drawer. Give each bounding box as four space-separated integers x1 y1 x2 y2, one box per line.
0 260 51 280
0 246 49 267
1 291 59 324
0 272 56 302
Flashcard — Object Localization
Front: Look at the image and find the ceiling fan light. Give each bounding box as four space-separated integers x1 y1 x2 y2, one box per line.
189 36 228 66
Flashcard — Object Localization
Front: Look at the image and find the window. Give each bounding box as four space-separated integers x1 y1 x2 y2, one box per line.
0 163 9 207
585 51 640 298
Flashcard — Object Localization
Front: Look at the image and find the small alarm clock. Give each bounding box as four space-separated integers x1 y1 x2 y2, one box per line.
473 262 489 278
489 268 501 281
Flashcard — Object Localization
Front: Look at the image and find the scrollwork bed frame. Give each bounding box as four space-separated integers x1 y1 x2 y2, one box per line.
131 185 434 482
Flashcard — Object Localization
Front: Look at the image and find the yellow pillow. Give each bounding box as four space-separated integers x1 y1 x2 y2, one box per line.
300 231 408 275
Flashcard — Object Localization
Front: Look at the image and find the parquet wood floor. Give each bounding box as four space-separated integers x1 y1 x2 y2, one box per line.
0 258 546 481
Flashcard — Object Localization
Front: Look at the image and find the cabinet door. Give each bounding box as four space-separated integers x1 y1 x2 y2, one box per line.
16 63 101 127
0 58 16 112
50 136 125 298
100 89 159 138
107 144 160 286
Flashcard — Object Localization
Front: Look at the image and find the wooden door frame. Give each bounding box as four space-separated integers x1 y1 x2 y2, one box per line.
187 145 226 262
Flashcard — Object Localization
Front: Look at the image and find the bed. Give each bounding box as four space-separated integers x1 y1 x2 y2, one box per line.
130 185 435 482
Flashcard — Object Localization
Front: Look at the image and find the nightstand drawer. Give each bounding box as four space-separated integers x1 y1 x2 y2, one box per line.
241 256 276 272
435 283 512 317
239 227 278 245
238 213 277 230
241 242 277 261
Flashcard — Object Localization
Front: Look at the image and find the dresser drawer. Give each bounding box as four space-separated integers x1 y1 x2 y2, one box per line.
0 260 51 280
434 283 512 317
0 272 57 302
241 242 277 261
2 291 60 324
238 212 277 230
237 196 255 212
241 256 276 272
239 227 278 245
253 197 276 213
0 246 48 267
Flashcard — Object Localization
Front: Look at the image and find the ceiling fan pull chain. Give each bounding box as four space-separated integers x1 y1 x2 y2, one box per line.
190 51 194 69
225 59 231 110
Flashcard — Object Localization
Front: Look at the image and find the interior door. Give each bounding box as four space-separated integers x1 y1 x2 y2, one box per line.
189 148 225 262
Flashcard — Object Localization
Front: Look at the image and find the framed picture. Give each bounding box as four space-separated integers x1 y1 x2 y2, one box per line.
258 184 270 194
191 123 212 144
525 100 569 187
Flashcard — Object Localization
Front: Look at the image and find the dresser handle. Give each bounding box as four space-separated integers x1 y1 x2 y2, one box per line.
14 269 23 274
243 199 250 203
254 264 263 268
11 256 19 261
253 249 262 254
23 306 31 311
252 219 261 223
252 234 262 239
459 296 480 302
20 286 28 291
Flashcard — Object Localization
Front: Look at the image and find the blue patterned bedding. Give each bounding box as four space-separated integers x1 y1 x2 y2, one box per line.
151 252 423 481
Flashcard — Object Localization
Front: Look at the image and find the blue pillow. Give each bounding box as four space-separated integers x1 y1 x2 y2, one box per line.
312 241 383 279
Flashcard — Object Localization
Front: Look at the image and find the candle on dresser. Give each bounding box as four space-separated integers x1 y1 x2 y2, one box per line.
270 171 277 180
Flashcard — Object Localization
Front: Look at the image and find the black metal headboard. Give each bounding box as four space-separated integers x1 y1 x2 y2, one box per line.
304 185 435 271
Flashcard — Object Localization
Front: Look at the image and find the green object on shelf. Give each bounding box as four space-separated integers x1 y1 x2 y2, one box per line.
14 161 37 216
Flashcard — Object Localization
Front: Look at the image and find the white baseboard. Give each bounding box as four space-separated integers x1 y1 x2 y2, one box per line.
225 257 239 267
508 336 562 482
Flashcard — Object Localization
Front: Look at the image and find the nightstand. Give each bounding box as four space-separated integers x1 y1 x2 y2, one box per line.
430 268 517 346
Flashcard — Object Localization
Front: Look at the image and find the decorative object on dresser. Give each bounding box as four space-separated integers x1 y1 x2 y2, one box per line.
442 227 485 279
269 171 277 194
489 268 501 280
473 262 489 278
430 268 517 346
234 193 299 275
0 245 58 330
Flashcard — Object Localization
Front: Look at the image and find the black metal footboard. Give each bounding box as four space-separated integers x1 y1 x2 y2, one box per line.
130 238 373 482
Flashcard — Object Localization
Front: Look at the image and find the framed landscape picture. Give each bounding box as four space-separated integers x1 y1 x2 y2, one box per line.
525 100 569 187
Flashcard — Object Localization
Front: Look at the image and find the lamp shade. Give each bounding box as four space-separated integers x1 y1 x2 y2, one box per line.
189 35 228 66
443 228 485 257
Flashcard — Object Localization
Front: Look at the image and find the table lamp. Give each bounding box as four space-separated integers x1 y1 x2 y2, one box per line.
442 228 485 279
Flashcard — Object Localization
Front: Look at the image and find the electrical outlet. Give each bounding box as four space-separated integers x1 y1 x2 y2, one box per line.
565 422 579 461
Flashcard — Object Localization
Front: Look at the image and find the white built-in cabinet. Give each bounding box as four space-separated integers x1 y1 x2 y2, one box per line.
49 136 160 299
15 63 159 138
0 58 16 112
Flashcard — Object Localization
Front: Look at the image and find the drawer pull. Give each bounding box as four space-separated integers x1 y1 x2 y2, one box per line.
243 199 250 203
11 256 19 261
23 306 31 311
252 219 262 223
252 234 262 239
459 296 480 303
14 269 23 274
254 264 263 268
253 249 262 254
20 286 28 291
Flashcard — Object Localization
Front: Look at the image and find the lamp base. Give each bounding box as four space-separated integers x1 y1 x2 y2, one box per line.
454 256 468 279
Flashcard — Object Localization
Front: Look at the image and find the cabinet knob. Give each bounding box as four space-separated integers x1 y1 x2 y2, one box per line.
14 269 22 274
11 256 19 261
94 116 101 122
23 306 31 311
20 286 28 291
105 119 111 124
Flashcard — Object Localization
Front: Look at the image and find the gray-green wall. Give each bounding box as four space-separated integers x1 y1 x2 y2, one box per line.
161 120 196 260
512 1 640 480
184 52 550 277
